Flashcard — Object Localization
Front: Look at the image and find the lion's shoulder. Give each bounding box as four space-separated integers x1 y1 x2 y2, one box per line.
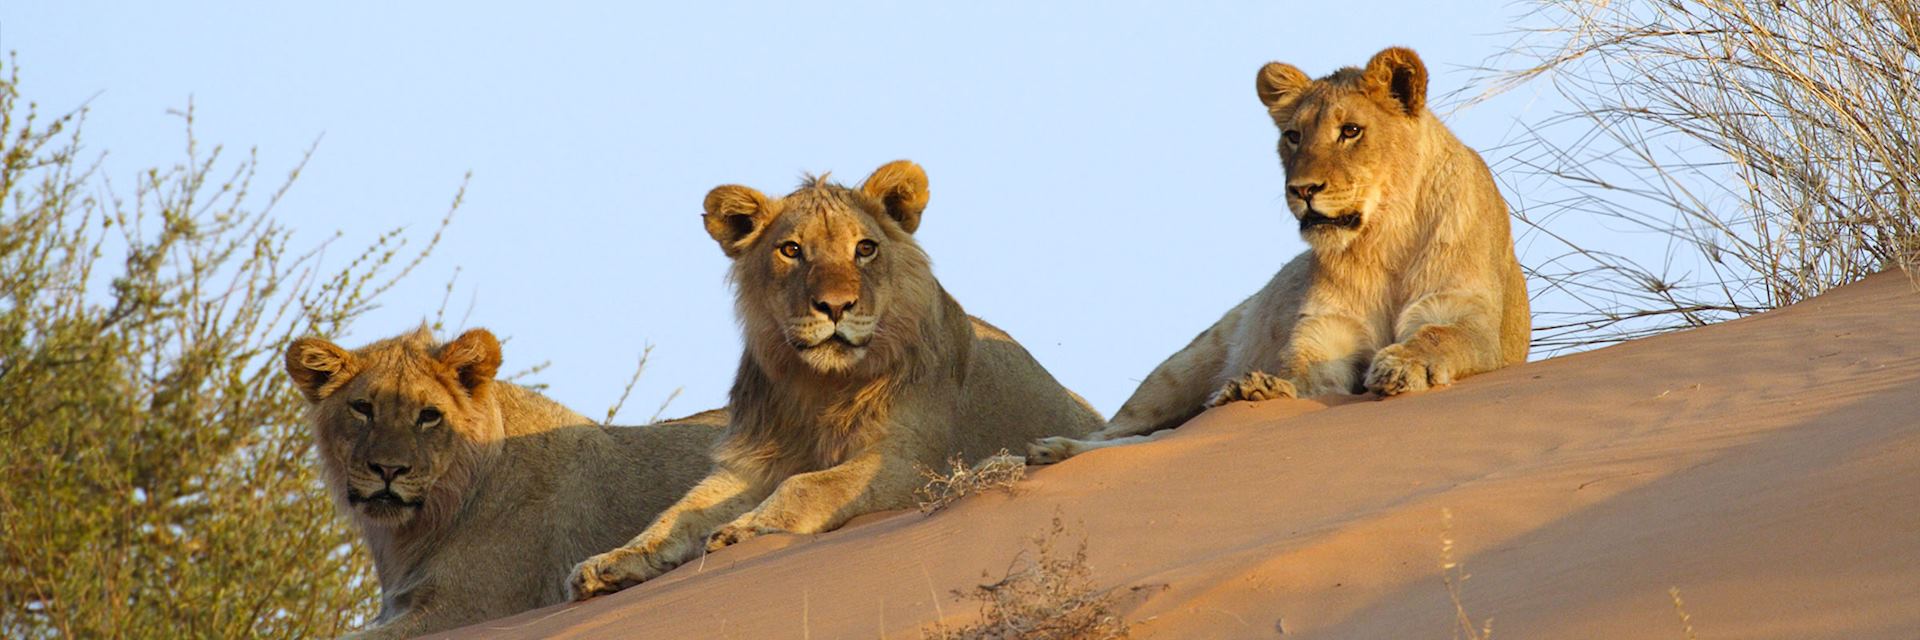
492 383 593 433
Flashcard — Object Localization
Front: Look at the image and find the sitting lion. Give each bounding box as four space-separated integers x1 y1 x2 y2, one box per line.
567 160 1104 599
284 328 722 638
1031 47 1529 463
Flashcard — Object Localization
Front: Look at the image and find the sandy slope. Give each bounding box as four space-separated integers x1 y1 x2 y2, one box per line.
440 272 1920 639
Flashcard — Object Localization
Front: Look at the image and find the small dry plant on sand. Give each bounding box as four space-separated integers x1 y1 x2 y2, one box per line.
915 450 1027 514
1438 510 1704 638
923 515 1131 640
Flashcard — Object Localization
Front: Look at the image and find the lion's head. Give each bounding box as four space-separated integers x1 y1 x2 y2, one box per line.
1256 46 1430 252
284 328 504 530
701 160 939 379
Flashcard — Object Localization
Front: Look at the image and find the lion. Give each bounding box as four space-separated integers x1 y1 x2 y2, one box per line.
566 160 1105 599
1030 46 1529 463
283 327 722 639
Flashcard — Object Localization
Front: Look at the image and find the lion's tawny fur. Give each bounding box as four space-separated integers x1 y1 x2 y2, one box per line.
1031 47 1529 463
566 161 1104 599
284 328 722 639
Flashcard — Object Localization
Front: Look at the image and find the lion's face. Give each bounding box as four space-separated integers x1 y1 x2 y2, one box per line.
284 329 503 529
702 161 936 377
745 193 899 373
1256 47 1430 252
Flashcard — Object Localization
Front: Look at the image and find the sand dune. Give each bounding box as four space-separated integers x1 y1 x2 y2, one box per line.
439 272 1920 639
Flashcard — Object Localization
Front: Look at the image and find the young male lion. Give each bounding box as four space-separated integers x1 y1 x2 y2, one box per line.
566 161 1104 599
284 328 721 638
1030 47 1529 463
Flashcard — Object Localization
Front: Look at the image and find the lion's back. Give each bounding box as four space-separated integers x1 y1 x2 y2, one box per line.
453 399 725 612
957 316 1104 460
555 411 725 548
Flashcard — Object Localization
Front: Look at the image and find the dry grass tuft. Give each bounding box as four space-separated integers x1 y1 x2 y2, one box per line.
1485 0 1920 352
915 450 1027 514
923 514 1134 640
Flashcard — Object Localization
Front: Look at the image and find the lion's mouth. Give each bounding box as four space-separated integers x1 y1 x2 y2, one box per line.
795 333 869 351
349 489 423 510
1299 210 1362 231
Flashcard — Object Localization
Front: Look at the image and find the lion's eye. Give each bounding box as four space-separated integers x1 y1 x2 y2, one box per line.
1340 124 1363 140
855 240 878 258
349 400 373 419
778 242 803 259
417 407 442 427
1283 130 1302 144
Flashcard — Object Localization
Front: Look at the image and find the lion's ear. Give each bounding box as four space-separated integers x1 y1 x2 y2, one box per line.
702 185 773 258
285 337 358 403
1362 46 1426 116
860 160 929 234
436 328 501 393
1256 62 1312 111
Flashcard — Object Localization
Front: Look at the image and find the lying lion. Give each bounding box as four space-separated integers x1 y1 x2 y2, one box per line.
567 161 1104 599
284 328 721 638
1031 47 1530 463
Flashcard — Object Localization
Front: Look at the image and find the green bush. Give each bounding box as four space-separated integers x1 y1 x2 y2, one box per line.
0 56 456 638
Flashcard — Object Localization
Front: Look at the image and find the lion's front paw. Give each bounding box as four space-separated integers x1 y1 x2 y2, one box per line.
1206 371 1298 407
567 547 666 601
1366 346 1451 396
706 518 787 552
1026 436 1087 465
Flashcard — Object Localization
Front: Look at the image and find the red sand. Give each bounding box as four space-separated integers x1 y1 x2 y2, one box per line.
440 272 1920 639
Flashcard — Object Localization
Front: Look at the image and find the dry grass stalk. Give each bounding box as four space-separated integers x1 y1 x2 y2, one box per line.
1485 0 1920 352
915 450 1027 514
1440 509 1495 640
1669 586 1699 640
923 515 1131 640
604 344 656 424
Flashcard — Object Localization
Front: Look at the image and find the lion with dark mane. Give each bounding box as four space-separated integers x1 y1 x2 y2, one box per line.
567 161 1103 598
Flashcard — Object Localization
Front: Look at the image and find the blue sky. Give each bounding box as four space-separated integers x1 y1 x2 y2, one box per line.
1 2 1566 420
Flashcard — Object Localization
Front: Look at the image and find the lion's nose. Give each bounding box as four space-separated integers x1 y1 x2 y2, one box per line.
369 462 410 483
1288 181 1326 201
813 294 857 323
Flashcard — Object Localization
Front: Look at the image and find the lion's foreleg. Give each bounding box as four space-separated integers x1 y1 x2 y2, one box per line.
1280 312 1373 396
1367 290 1502 396
1209 312 1368 405
566 467 768 598
704 449 913 549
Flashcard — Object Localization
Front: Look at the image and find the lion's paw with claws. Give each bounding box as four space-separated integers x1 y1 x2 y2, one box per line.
1365 345 1452 397
1206 371 1298 407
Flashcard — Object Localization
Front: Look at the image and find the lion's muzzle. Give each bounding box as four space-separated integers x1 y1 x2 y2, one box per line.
348 488 422 508
348 486 424 522
1299 210 1363 232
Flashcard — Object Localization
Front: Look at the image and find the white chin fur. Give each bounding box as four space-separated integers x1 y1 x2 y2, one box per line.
798 343 867 373
1304 226 1360 253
